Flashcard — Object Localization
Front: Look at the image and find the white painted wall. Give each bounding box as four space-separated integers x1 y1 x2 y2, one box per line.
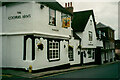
69 37 80 65
76 15 97 49
2 36 25 68
3 2 34 33
32 38 69 70
2 2 72 39
32 2 71 38
1 2 72 70
2 35 70 70
76 15 97 64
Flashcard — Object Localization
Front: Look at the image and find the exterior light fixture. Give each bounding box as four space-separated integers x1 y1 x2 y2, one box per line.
40 5 44 9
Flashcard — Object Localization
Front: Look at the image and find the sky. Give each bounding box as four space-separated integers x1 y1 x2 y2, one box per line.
57 0 119 40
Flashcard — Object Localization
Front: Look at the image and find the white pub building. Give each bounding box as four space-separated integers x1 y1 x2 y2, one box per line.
1 2 75 71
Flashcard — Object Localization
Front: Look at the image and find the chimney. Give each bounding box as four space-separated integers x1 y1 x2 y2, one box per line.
65 3 67 8
68 2 69 7
70 2 72 7
65 2 73 14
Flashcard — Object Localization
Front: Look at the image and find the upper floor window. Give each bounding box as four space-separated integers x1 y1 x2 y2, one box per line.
61 13 70 28
90 20 92 25
99 31 101 38
89 31 92 41
49 8 56 26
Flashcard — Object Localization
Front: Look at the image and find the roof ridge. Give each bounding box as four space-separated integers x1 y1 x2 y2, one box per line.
73 9 93 13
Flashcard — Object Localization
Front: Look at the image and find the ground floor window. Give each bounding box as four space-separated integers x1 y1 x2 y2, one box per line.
68 46 74 61
87 49 95 59
88 49 92 58
48 40 60 61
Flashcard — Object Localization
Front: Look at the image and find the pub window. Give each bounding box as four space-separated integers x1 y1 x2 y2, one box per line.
49 8 56 26
99 31 101 39
88 49 92 58
89 31 92 41
68 46 74 61
48 40 59 61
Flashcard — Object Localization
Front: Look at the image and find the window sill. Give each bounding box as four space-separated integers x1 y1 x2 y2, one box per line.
49 23 56 26
48 59 60 62
69 59 74 61
52 28 59 31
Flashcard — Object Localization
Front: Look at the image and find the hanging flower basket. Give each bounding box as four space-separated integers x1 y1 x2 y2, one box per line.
37 43 44 50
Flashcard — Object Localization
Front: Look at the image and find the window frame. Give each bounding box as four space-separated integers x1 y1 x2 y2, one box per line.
68 46 74 61
47 39 60 62
49 8 56 26
89 31 93 41
88 49 92 58
99 30 101 39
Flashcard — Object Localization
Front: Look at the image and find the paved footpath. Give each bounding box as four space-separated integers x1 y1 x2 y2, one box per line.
1 61 120 79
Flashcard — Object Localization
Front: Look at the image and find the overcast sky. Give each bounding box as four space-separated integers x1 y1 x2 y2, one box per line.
57 0 119 40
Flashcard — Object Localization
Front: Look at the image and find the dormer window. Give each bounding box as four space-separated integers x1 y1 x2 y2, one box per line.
49 8 56 26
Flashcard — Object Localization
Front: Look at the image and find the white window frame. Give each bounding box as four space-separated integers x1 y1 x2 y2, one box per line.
99 31 101 38
89 31 92 41
48 40 60 61
68 46 74 61
49 8 56 26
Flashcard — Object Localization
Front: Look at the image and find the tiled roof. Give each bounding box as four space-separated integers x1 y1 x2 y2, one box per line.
96 22 114 31
72 10 96 32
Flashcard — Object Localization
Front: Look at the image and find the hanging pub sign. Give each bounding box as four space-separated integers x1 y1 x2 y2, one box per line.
62 17 70 28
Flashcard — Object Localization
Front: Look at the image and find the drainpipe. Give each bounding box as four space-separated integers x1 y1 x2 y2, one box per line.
78 38 82 65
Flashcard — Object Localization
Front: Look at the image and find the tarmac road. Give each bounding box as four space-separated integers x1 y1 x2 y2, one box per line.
43 62 120 79
1 61 120 80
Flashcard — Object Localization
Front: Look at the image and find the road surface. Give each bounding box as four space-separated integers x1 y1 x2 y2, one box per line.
42 62 120 79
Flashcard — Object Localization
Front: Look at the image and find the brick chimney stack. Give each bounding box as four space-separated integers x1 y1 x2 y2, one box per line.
70 2 72 7
68 2 69 7
64 2 74 15
65 3 67 8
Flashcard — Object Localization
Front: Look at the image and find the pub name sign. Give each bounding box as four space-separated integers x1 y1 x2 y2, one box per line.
8 12 31 20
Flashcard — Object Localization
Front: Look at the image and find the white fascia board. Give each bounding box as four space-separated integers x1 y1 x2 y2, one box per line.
0 31 70 39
